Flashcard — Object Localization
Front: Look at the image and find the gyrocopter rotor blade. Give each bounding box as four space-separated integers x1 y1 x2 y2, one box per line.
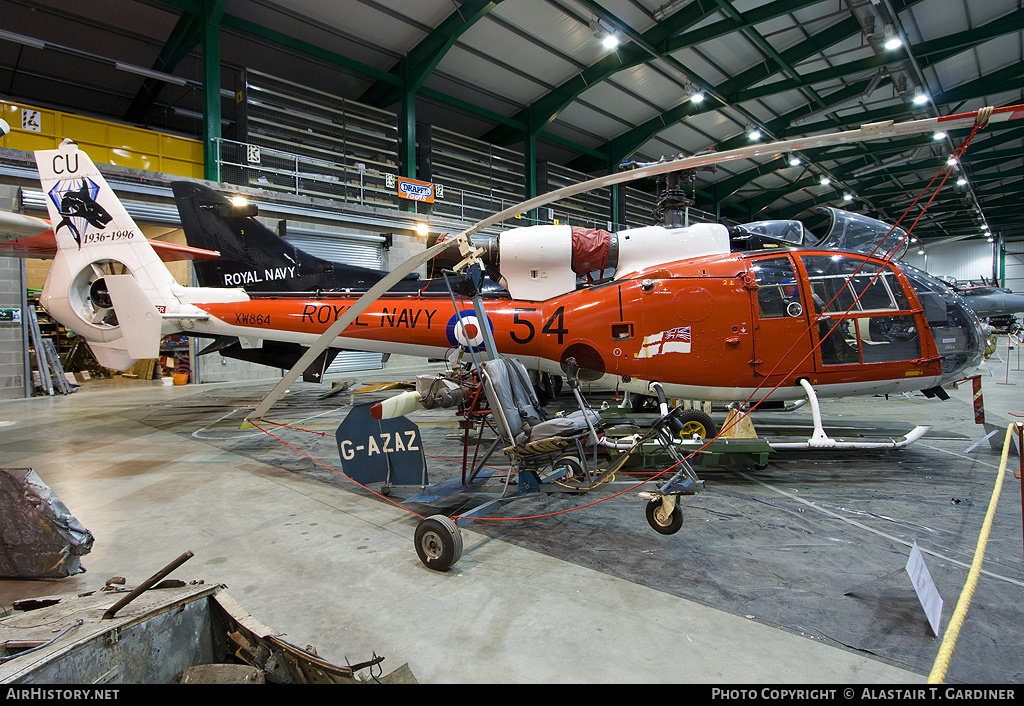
243 103 1022 424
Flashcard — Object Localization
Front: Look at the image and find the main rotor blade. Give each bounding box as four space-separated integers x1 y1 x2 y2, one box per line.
457 104 1023 240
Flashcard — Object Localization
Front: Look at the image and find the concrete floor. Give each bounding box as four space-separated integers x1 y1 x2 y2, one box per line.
2 344 1023 684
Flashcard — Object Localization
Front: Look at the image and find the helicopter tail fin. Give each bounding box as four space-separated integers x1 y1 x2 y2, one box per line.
35 140 180 370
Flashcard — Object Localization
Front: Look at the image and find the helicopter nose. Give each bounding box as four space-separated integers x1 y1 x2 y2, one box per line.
902 266 986 385
930 297 986 384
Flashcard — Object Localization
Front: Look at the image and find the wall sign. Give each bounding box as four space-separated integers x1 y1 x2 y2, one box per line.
21 108 41 132
387 174 436 203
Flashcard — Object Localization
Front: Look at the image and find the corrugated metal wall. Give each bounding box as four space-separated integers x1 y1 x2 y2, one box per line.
0 99 203 178
902 240 997 284
1005 241 1024 293
282 232 385 373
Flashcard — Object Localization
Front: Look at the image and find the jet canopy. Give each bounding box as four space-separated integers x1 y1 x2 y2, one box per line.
813 207 909 261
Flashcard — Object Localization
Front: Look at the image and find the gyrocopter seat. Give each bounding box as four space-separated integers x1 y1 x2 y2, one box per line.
478 356 603 489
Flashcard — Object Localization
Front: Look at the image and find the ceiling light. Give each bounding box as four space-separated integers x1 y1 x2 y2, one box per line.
982 223 989 230
690 88 705 103
912 88 928 105
947 155 958 166
987 236 994 242
820 176 831 186
747 125 761 141
933 131 946 140
590 18 619 49
956 177 968 186
788 154 801 167
883 24 903 50
416 223 429 236
917 249 925 255
0 29 46 50
843 192 853 202
115 62 189 86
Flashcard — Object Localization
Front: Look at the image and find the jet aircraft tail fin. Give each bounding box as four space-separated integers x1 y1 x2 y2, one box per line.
172 181 414 292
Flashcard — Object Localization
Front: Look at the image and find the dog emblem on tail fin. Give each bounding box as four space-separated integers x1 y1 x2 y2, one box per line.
48 176 112 249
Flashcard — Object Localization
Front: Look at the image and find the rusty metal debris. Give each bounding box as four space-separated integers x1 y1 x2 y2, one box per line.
1 568 415 684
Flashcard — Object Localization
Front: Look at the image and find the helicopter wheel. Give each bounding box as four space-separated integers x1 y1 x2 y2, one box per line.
414 515 463 571
645 498 683 535
675 409 716 440
631 394 660 413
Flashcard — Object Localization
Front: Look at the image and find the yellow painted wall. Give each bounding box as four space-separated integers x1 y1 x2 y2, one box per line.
0 100 203 178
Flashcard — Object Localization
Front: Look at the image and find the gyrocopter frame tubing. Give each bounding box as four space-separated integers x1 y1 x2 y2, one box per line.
244 104 1022 423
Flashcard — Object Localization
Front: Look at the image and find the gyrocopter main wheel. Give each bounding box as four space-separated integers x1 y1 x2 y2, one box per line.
414 514 463 571
645 498 683 535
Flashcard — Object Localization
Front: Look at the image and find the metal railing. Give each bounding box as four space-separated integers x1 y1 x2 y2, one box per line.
213 137 720 232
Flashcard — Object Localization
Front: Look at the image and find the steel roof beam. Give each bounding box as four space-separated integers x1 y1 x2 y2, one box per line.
711 50 1024 207
123 10 204 124
569 17 868 173
481 0 720 146
486 0 835 149
359 0 505 107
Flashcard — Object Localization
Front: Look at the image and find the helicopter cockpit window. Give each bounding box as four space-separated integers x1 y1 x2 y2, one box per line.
800 254 920 365
801 255 909 314
752 257 803 319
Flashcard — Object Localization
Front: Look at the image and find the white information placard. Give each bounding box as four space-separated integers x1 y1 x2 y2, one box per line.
906 541 944 636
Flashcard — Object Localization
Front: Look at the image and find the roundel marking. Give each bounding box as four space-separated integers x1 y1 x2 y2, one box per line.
446 310 493 351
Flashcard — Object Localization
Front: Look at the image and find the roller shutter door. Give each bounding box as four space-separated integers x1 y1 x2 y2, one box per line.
283 232 385 373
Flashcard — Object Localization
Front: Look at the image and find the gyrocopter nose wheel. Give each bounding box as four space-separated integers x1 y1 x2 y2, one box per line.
645 497 683 535
414 515 463 571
